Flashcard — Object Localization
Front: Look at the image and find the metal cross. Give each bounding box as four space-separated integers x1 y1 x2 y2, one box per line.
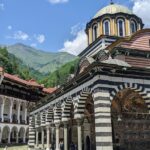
110 0 114 4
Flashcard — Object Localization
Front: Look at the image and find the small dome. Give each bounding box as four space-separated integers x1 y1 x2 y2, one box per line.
93 3 133 19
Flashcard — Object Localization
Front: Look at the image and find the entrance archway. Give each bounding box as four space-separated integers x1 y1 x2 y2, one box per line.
111 88 150 150
11 126 18 143
19 127 25 143
2 126 10 143
83 94 95 150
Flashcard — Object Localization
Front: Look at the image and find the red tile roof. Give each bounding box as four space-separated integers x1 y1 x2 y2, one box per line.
0 67 56 94
4 73 28 85
0 67 3 73
4 73 44 87
43 87 56 94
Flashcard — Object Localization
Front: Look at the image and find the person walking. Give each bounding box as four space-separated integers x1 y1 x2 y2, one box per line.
4 146 8 150
70 142 75 150
60 140 64 150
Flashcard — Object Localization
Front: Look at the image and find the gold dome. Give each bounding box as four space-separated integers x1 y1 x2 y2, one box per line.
93 3 133 19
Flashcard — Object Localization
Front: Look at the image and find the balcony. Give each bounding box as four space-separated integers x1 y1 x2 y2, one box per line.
0 118 28 125
4 118 10 123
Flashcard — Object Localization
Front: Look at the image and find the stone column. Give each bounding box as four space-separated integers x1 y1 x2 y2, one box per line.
41 127 45 149
36 129 39 147
51 125 55 149
0 131 2 143
46 126 50 150
1 97 5 122
55 124 60 150
77 120 82 150
25 107 28 124
8 132 11 144
93 90 113 150
64 123 68 150
9 98 14 123
23 133 26 143
16 132 19 143
17 101 21 124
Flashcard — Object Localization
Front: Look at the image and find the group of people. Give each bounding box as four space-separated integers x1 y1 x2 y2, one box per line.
59 140 77 150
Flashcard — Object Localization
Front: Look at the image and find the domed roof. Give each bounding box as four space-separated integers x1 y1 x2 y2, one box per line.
93 3 133 19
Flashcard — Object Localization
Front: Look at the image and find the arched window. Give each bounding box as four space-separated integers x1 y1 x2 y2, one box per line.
92 24 98 41
130 20 137 34
103 20 110 35
117 19 125 37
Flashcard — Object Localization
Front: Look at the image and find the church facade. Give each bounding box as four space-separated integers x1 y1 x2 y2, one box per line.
28 2 150 150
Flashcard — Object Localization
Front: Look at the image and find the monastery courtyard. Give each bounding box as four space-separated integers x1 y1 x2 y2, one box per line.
1 1 150 150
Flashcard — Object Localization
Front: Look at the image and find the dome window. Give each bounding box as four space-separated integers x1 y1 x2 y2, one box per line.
117 19 125 37
92 24 98 41
103 20 110 35
130 20 137 34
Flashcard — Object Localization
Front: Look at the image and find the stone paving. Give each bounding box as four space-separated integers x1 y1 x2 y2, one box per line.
0 145 28 150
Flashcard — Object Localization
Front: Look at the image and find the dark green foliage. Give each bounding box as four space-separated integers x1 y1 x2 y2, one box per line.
40 59 79 87
0 47 44 80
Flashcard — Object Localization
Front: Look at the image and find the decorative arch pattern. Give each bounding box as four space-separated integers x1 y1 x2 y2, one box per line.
62 97 73 122
46 108 54 125
54 106 62 124
110 83 149 109
74 89 91 119
41 111 46 126
35 113 41 128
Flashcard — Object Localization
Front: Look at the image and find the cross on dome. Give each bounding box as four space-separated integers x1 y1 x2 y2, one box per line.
110 0 114 5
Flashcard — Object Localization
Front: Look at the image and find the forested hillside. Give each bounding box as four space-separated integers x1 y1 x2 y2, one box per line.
0 47 79 88
40 59 79 87
0 47 44 80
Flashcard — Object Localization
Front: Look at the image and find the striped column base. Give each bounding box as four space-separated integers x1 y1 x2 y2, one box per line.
93 91 113 150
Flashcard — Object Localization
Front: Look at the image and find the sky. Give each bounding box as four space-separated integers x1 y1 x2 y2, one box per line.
0 0 150 55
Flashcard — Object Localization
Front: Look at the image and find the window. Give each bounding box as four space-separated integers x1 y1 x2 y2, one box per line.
130 20 137 34
92 24 98 41
103 20 110 35
117 19 125 37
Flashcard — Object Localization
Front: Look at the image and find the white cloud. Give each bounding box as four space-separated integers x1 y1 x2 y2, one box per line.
7 30 29 41
35 34 45 44
8 25 12 30
0 3 4 10
132 0 150 27
48 0 68 4
71 23 85 36
59 30 87 56
31 43 37 47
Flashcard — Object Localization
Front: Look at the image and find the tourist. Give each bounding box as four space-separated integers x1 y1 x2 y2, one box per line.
70 142 75 150
60 140 64 150
4 146 7 150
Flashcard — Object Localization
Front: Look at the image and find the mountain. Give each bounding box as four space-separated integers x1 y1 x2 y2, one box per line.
0 47 44 80
7 43 76 74
0 46 79 88
40 59 79 87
